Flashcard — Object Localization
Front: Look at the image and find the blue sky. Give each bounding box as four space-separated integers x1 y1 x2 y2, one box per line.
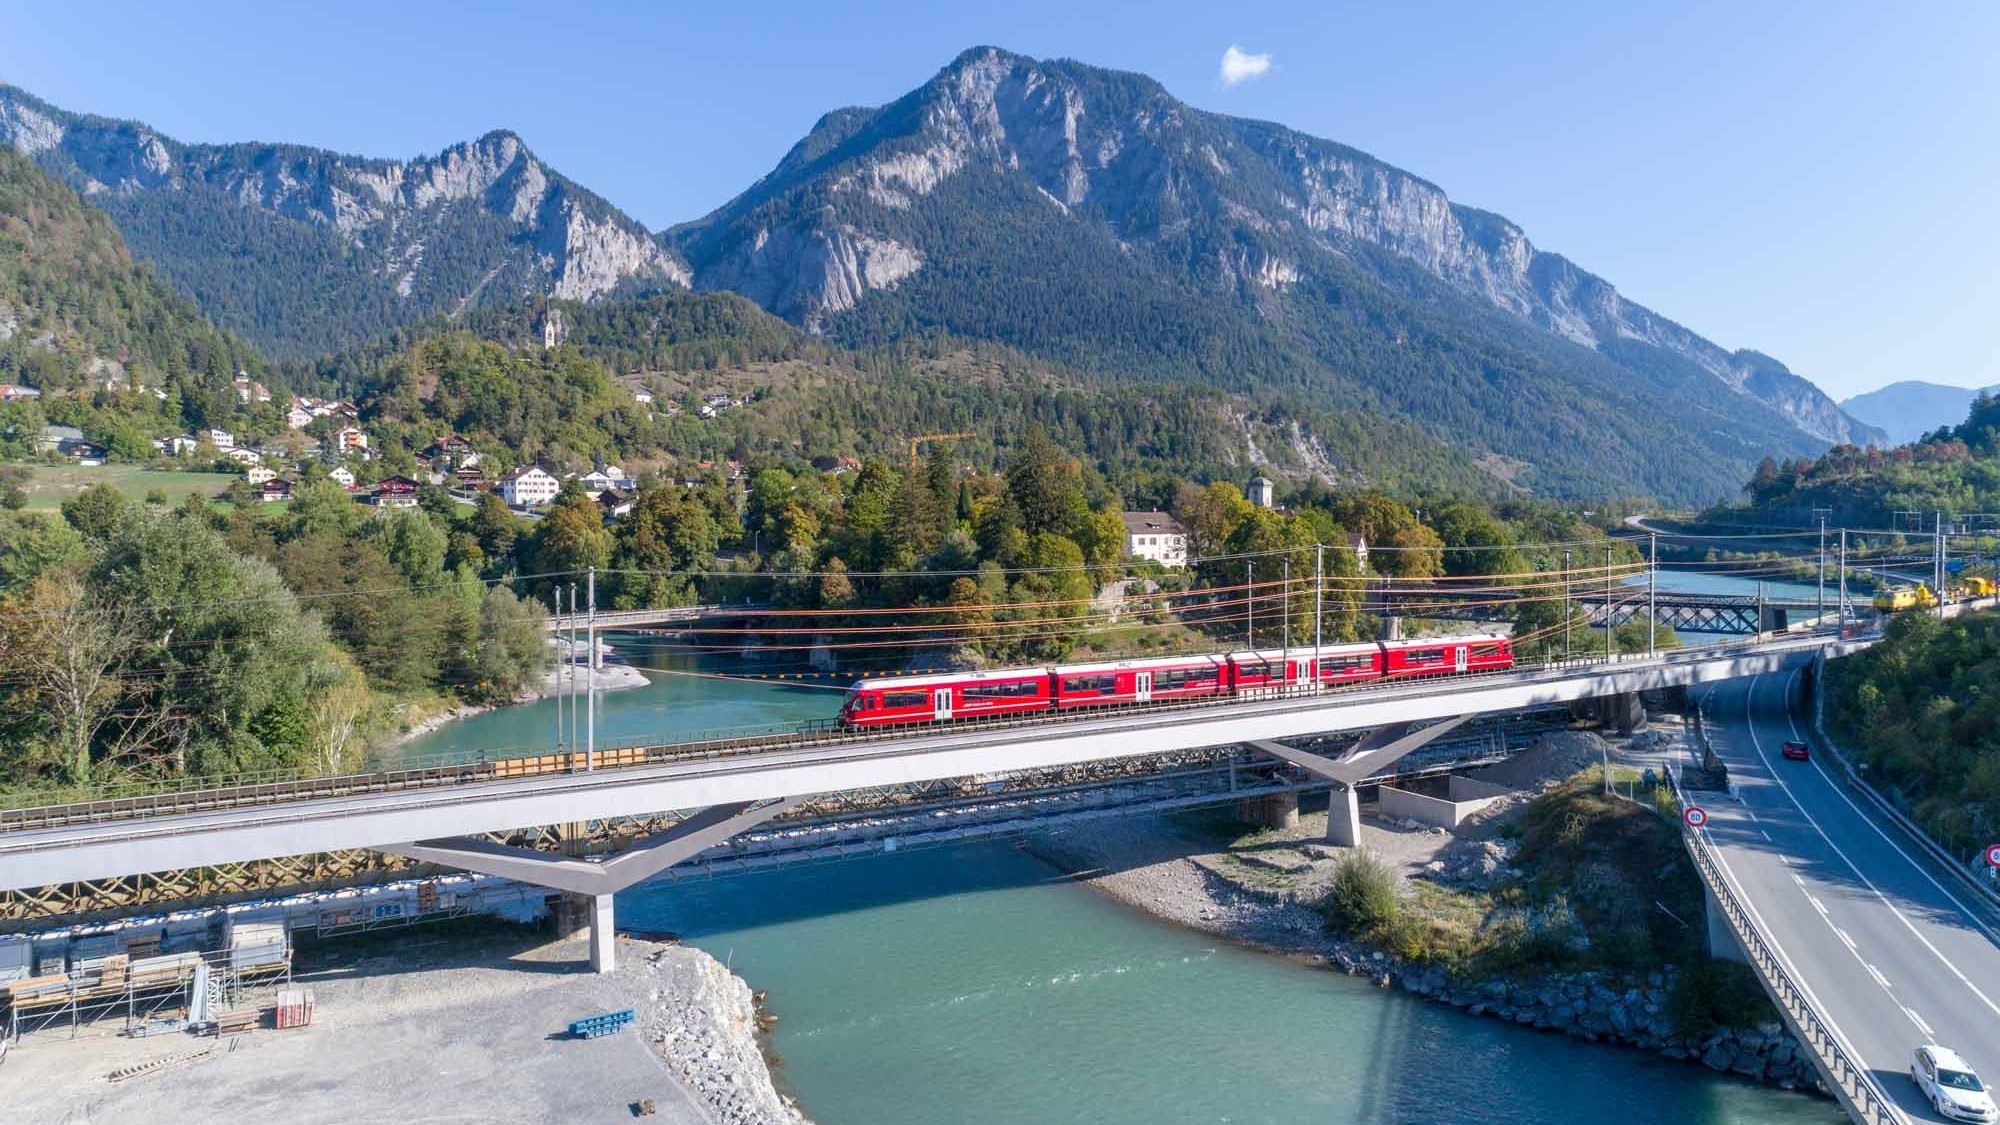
3 0 1995 399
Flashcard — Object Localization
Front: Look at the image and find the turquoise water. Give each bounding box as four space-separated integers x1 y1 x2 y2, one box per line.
390 642 839 765
620 842 1842 1125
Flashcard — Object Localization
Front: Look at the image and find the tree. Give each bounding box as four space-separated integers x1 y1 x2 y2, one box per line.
452 585 551 703
60 482 128 540
1005 426 1087 538
534 485 614 580
472 491 521 567
0 568 162 784
1174 482 1253 562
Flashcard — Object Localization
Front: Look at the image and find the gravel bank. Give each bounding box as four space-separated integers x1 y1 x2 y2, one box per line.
0 925 810 1125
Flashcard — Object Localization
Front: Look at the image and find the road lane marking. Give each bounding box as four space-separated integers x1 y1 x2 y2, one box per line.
1791 874 1805 886
1744 673 2000 1023
1780 700 2000 947
1811 896 1829 916
1867 964 1892 989
1760 829 1773 842
1903 1006 1934 1037
1837 928 1857 951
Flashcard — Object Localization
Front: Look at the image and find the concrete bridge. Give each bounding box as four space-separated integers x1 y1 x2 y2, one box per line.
0 632 1856 973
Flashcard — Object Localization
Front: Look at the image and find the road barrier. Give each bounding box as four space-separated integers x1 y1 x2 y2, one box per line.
1682 823 1899 1124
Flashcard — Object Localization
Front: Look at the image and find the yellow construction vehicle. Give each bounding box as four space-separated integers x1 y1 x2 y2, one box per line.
1872 584 1939 612
1951 576 1996 600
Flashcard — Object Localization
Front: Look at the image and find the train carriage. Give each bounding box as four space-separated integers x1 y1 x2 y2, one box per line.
840 668 1052 727
1050 654 1228 710
1380 634 1512 680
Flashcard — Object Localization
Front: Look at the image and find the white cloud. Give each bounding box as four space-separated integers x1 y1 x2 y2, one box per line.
1219 45 1273 87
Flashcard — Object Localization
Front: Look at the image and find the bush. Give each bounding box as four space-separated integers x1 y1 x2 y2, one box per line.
1321 849 1400 936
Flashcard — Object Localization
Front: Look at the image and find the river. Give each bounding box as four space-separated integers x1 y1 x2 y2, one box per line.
402 582 1844 1123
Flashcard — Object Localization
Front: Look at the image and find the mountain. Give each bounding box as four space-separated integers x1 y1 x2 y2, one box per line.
670 47 1881 502
0 84 687 359
1840 380 1998 446
0 143 265 431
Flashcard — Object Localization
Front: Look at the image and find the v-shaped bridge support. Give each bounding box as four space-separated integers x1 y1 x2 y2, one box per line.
382 796 808 972
1251 714 1474 846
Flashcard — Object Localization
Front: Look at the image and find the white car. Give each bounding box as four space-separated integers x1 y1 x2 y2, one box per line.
1913 1045 1998 1123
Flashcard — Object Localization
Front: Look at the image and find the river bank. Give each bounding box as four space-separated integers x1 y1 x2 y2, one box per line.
391 635 654 748
0 923 809 1125
1026 727 1824 1096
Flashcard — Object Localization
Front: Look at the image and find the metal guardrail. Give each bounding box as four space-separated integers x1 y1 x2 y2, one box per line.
1682 823 1899 1124
0 633 1837 837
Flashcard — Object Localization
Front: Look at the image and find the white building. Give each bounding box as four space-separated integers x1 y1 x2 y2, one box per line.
500 465 561 509
207 428 237 450
162 434 201 457
244 464 277 485
327 465 356 489
1247 476 1275 509
334 425 369 455
225 447 263 466
1345 533 1370 574
1121 511 1189 568
285 402 315 430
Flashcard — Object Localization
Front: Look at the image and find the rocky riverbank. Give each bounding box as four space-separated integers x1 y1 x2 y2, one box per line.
1027 733 1822 1097
634 941 811 1125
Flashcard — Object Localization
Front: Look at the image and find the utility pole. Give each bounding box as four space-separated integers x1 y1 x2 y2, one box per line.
1246 561 1255 649
586 566 597 772
1603 547 1613 660
1282 558 1292 693
1563 549 1573 661
551 587 565 752
1814 508 1830 623
1647 533 1658 656
1936 510 1947 618
1838 528 1848 631
568 584 579 759
1313 545 1324 691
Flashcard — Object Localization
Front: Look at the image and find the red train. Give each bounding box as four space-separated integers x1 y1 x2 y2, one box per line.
837 634 1513 728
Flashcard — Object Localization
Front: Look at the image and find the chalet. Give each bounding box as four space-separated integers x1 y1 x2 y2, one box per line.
500 465 560 509
224 447 263 466
232 374 272 404
258 478 294 503
370 475 421 509
244 464 277 486
420 434 477 467
452 463 486 488
327 465 356 489
0 384 40 402
596 488 634 519
1121 511 1189 568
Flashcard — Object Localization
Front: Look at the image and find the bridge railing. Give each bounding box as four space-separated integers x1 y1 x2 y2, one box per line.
1680 805 1898 1123
0 632 1838 837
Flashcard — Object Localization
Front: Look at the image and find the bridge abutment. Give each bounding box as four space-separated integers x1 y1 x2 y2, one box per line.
1236 792 1299 830
1704 885 1748 965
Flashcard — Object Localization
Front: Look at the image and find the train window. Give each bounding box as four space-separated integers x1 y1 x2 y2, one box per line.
1403 648 1447 666
1317 654 1374 675
966 680 1043 701
882 691 928 709
1470 644 1501 659
1062 675 1117 694
1156 668 1218 690
1250 661 1284 680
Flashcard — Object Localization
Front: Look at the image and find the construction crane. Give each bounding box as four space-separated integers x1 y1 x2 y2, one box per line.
908 432 974 468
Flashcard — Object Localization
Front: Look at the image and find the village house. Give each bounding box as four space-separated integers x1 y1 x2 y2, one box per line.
370 475 421 509
334 425 369 456
632 389 655 405
1247 476 1276 509
285 402 314 430
596 487 634 519
1120 511 1189 568
420 434 478 468
452 463 486 489
207 428 236 450
327 465 356 489
258 478 294 503
244 464 277 486
499 465 560 509
0 383 40 402
161 434 202 457
224 447 263 466
232 374 272 404
1345 533 1370 573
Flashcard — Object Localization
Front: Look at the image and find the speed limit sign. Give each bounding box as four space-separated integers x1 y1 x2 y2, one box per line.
1684 806 1709 829
1985 843 2000 869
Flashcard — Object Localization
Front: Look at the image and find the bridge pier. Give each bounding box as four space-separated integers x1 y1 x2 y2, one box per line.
1704 885 1748 965
1249 717 1472 848
382 796 808 973
1327 784 1361 847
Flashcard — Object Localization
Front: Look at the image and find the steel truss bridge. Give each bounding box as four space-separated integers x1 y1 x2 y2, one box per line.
1373 586 1829 635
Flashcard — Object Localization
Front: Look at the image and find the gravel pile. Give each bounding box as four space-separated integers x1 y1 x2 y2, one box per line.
1469 730 1606 792
636 943 810 1125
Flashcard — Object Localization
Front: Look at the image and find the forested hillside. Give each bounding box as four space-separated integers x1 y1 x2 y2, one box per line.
0 145 269 438
1719 393 2000 526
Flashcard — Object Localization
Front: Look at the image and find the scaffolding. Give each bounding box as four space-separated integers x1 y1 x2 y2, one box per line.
2 944 292 1040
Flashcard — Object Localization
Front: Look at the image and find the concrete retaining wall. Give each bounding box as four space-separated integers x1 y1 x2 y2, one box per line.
1378 780 1509 829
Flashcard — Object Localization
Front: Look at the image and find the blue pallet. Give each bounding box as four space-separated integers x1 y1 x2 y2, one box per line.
569 1008 636 1039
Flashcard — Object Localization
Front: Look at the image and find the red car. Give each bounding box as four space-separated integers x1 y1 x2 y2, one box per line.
1781 740 1811 761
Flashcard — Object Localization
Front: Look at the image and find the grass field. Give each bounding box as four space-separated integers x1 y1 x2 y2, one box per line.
15 464 235 511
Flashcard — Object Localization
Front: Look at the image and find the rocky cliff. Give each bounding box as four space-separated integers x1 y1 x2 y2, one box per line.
672 46 1878 451
0 84 687 357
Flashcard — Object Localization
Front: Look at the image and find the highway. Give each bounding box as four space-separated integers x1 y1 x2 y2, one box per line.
1696 673 2000 1123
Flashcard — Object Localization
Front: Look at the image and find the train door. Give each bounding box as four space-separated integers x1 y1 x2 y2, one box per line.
1454 646 1468 673
933 688 954 722
1135 671 1153 703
